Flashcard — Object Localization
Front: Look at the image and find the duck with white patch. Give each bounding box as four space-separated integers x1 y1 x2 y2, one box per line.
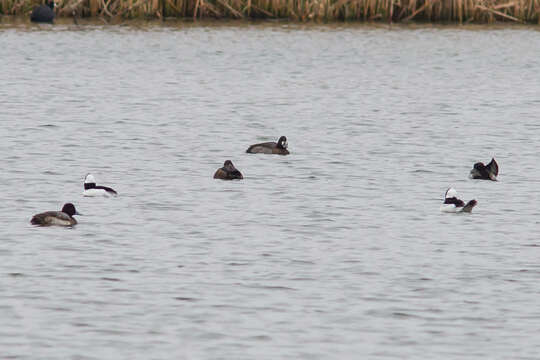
440 188 477 213
31 203 81 226
469 158 498 181
83 174 118 197
246 136 289 155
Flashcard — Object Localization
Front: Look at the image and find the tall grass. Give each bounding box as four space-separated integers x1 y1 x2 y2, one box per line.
1 0 539 23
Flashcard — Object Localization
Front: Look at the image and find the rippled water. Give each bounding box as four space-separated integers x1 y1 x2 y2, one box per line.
2 20 540 359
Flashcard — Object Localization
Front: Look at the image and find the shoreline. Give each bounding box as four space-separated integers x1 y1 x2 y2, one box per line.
3 16 540 29
1 0 539 24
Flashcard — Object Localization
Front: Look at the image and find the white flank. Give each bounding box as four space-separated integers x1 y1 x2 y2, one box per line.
440 204 458 213
48 216 73 226
83 188 110 197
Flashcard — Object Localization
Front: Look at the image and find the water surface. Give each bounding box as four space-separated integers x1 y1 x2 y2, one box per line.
1 20 540 359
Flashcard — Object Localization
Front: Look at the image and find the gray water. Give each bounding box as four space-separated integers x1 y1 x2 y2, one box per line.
1 20 540 359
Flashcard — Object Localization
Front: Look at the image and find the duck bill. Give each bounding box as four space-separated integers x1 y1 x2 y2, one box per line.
75 211 83 216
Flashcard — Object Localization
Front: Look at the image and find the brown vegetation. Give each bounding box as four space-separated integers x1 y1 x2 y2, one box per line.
1 0 539 23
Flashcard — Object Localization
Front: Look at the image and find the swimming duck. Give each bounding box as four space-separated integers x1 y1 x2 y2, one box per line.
469 158 498 181
246 136 289 155
83 174 118 197
30 0 56 23
31 203 81 226
440 188 477 213
213 160 243 180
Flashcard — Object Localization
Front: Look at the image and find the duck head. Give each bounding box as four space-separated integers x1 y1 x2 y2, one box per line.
277 136 288 149
84 174 96 189
223 160 236 171
445 188 458 199
61 203 81 217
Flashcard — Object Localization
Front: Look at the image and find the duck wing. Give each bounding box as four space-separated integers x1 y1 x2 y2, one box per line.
461 200 477 213
486 158 499 178
246 142 277 153
213 168 227 179
31 211 72 225
229 169 243 179
213 168 243 180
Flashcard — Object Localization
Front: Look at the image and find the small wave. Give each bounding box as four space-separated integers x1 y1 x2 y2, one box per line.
411 169 434 173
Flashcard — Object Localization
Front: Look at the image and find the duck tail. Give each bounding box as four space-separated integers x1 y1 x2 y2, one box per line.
487 158 499 179
462 200 477 213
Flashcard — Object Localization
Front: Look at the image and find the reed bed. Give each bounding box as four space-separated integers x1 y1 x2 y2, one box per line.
1 0 539 23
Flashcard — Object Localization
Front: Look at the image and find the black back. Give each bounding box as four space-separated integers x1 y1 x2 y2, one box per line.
84 182 117 194
444 197 465 207
95 185 117 194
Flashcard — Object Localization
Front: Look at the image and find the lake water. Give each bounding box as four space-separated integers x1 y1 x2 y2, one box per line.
1 19 540 359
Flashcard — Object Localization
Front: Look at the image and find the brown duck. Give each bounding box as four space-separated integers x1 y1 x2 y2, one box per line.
213 160 243 180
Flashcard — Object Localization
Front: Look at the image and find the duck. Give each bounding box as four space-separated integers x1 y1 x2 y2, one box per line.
213 160 243 180
30 0 56 23
440 188 477 213
31 203 81 226
246 136 289 155
469 158 498 181
83 174 118 197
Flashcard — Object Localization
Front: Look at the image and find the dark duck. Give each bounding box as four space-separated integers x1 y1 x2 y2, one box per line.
246 136 289 155
213 160 243 180
469 158 498 181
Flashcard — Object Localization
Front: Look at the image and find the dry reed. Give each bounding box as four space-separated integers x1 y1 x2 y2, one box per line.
1 0 539 22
